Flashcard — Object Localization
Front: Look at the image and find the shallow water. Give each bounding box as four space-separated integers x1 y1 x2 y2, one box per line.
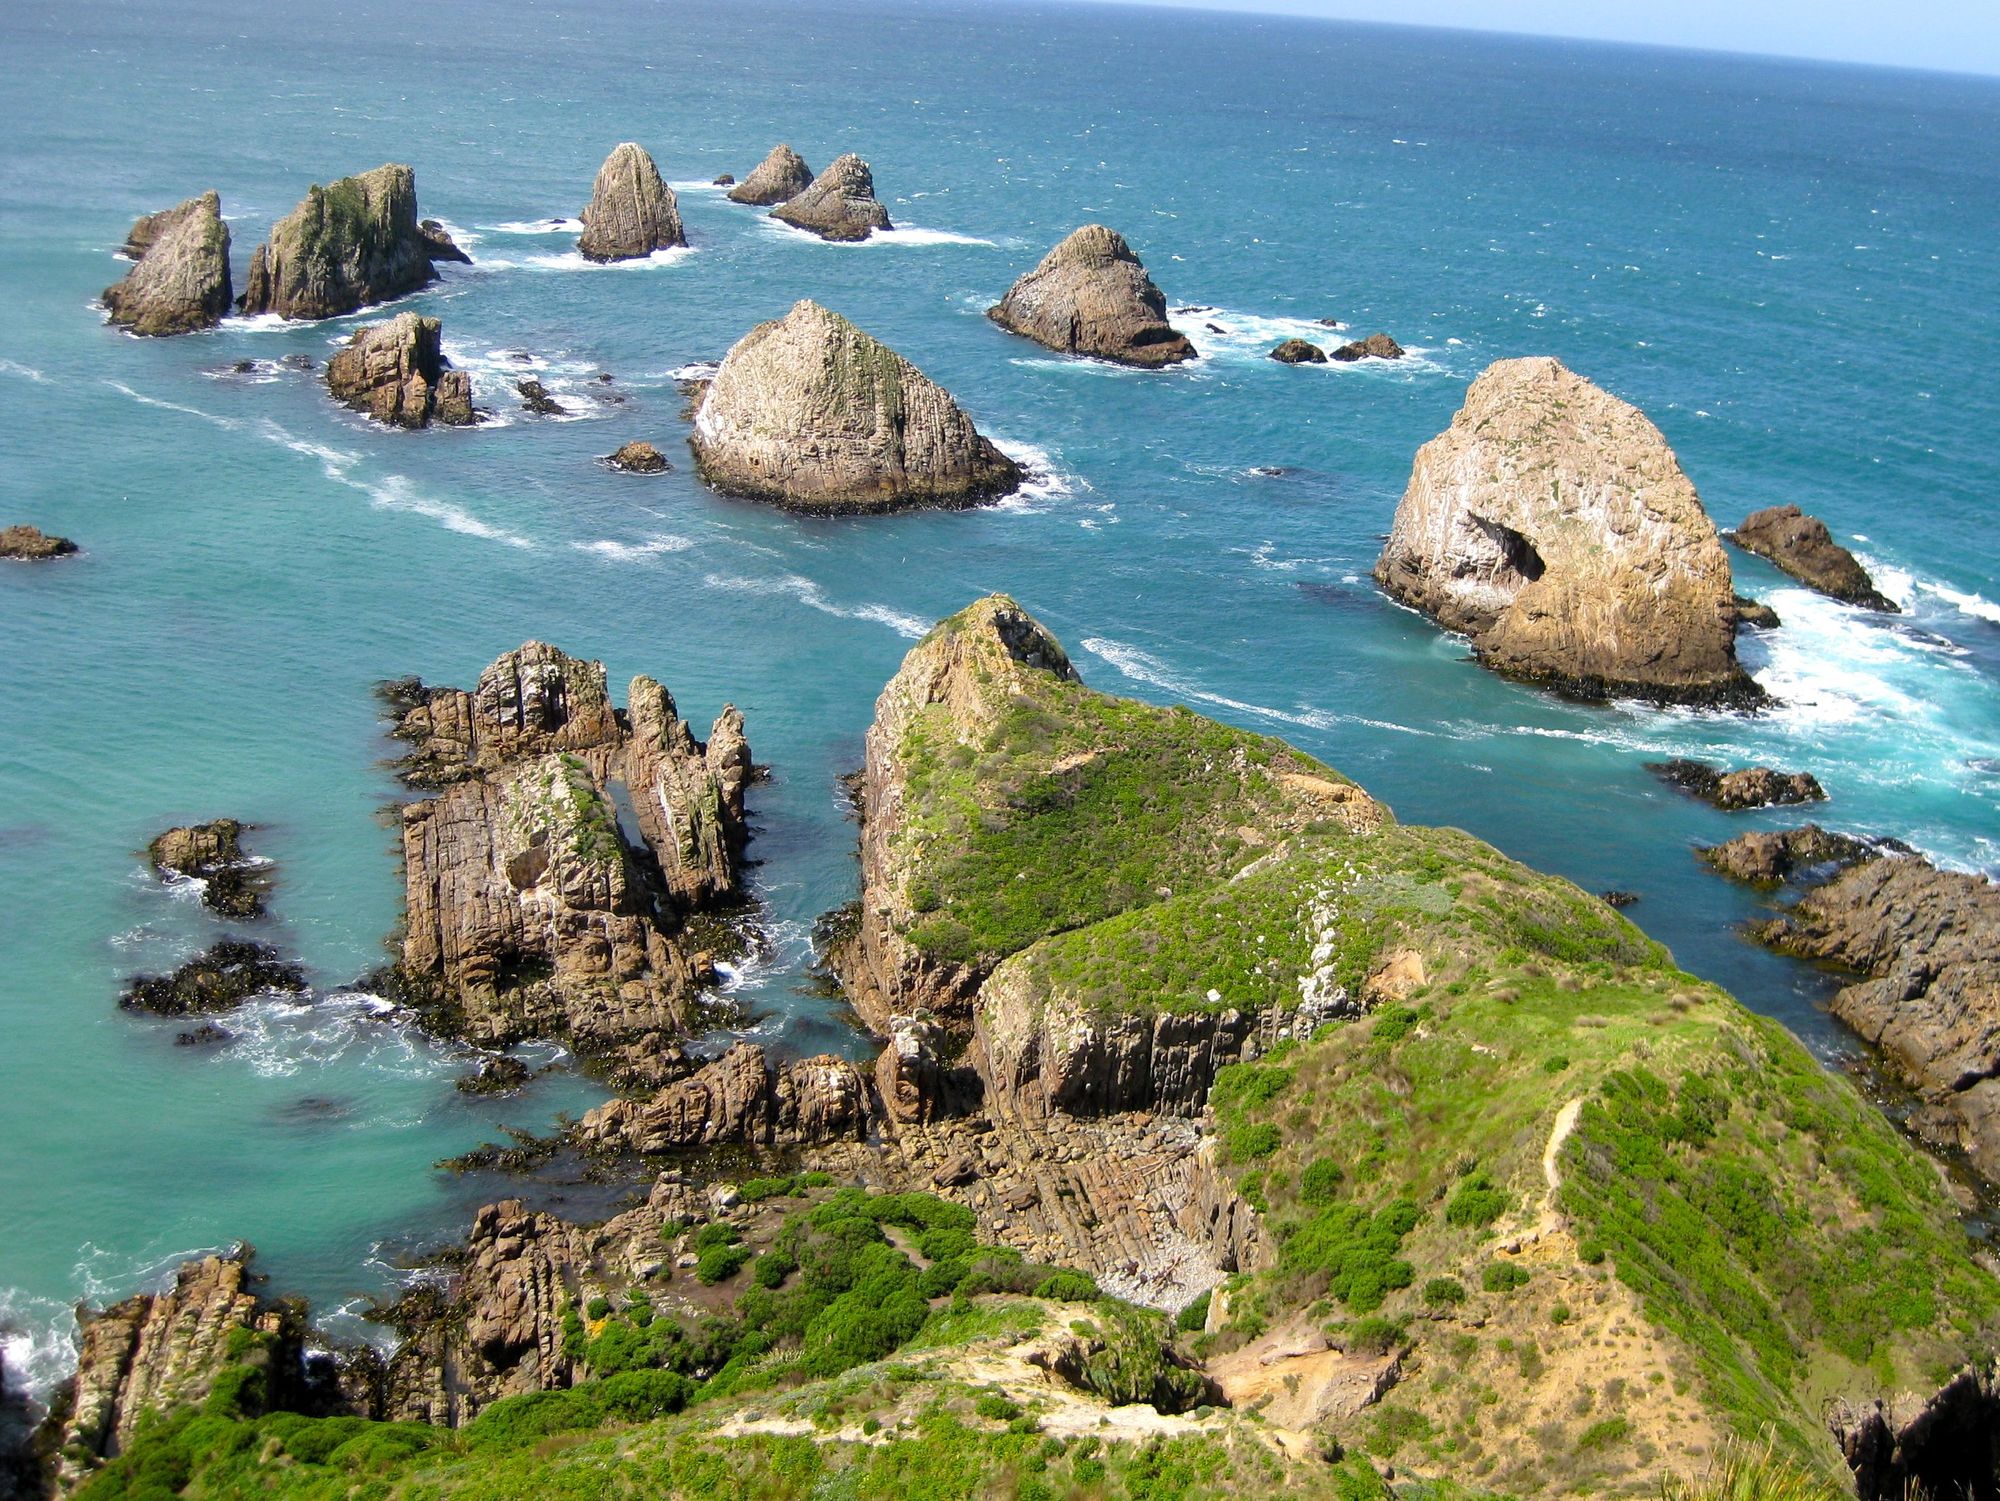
2 0 1998 1394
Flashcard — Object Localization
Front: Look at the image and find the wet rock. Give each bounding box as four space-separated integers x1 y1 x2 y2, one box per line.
102 189 231 336
121 938 309 1016
238 164 462 319
0 525 78 560
419 218 472 264
1646 759 1826 811
770 153 890 241
325 313 477 428
728 143 813 205
516 378 565 416
987 225 1196 368
712 173 736 187
1601 890 1640 908
1733 594 1782 630
605 440 670 473
1270 338 1326 364
457 1056 532 1096
1730 504 1899 611
1695 824 1888 887
1330 332 1404 361
174 1022 235 1047
1374 357 1757 706
689 299 1020 513
148 818 269 918
576 142 685 262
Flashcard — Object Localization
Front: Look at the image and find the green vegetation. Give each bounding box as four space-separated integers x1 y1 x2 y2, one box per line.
1658 1439 1854 1501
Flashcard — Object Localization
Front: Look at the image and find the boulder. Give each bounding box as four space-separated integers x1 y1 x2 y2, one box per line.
1732 594 1782 630
1695 824 1886 886
0 524 78 560
516 378 564 415
1270 338 1326 364
689 299 1021 513
237 163 462 319
713 173 736 187
987 225 1196 368
576 142 686 262
325 313 477 428
605 440 670 473
1373 357 1756 705
1729 504 1899 611
728 143 813 205
1330 332 1404 361
1646 760 1826 811
419 218 472 264
102 190 232 335
769 153 890 241
120 938 309 1016
148 818 270 918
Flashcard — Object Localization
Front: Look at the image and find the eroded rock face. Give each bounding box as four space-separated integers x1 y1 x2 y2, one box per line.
325 313 476 428
149 819 269 918
1832 1365 2000 1501
385 643 750 1080
576 1042 870 1154
1731 504 1898 611
690 299 1020 513
1374 357 1754 705
770 153 890 241
987 226 1196 368
1752 856 2000 1183
728 143 813 205
576 143 685 262
102 190 231 335
238 164 462 320
0 525 78 560
1646 760 1825 811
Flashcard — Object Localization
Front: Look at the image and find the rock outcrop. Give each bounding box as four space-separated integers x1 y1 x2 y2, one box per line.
120 939 308 1016
1695 824 1891 886
148 819 270 918
576 1042 871 1154
516 378 564 415
1732 594 1781 630
0 525 78 560
237 164 463 320
419 219 472 264
1646 760 1825 811
605 440 669 473
1831 1365 2000 1501
576 143 686 262
1729 504 1899 611
325 313 476 428
1330 333 1404 361
728 144 813 205
689 299 1021 513
1269 339 1325 364
102 190 231 335
384 643 750 1081
1751 855 2000 1182
1374 357 1755 705
987 226 1196 368
769 153 890 241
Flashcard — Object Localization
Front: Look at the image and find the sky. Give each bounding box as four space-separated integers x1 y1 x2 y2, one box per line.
1083 0 2000 77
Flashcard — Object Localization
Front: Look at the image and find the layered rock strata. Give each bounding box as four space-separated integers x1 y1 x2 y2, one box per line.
577 1042 871 1154
102 190 231 335
0 526 78 560
728 144 813 205
325 314 476 428
987 226 1196 368
769 153 889 241
238 164 463 319
1646 759 1825 811
689 299 1020 513
1374 357 1756 705
1730 504 1899 611
576 143 685 261
148 819 269 918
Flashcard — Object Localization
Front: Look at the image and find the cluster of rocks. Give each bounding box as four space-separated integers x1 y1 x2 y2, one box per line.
1269 332 1405 364
119 938 307 1018
325 313 476 428
0 526 78 561
988 225 1196 368
1646 759 1825 811
147 818 270 917
605 439 670 473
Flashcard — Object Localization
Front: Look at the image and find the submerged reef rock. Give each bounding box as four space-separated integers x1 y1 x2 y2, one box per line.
1374 356 1755 705
382 641 749 1081
325 313 476 428
1330 332 1404 361
988 225 1196 368
728 143 814 205
1752 854 2000 1183
0 524 78 560
1646 759 1826 811
419 218 472 264
689 299 1020 513
605 439 670 473
237 163 463 319
120 938 308 1016
1269 338 1325 364
769 152 890 241
1729 503 1900 611
101 189 231 335
148 818 270 918
576 142 685 262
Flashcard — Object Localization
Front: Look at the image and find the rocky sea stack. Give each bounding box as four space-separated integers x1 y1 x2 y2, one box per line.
237 164 463 320
769 153 890 241
1269 338 1325 364
576 142 685 262
0 524 78 560
988 225 1196 368
102 190 232 335
148 819 270 918
728 143 814 205
1729 503 1900 611
1374 356 1756 705
1330 332 1404 361
605 439 670 473
689 299 1021 513
325 313 476 428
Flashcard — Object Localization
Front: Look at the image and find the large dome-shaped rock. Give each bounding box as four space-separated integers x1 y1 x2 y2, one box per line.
326 313 476 428
102 190 231 336
1728 504 1899 611
237 164 463 320
576 143 685 262
987 225 1196 368
770 153 890 242
728 143 813 205
690 299 1021 513
1374 357 1754 705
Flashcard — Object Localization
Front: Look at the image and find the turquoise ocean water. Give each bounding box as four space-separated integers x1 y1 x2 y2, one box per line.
3 0 1998 1393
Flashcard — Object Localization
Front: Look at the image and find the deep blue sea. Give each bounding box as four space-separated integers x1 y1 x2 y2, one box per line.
3 0 1998 1395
